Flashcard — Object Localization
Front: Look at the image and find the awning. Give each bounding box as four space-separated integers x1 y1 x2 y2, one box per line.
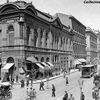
73 60 81 65
77 59 86 63
82 64 94 68
41 62 51 69
0 82 11 86
35 63 44 69
1 63 14 72
26 56 37 63
46 62 54 67
19 67 25 74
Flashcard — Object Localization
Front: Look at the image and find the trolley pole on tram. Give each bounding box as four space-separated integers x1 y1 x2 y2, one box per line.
78 78 84 100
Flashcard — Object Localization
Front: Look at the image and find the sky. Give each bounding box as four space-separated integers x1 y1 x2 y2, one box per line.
0 0 100 30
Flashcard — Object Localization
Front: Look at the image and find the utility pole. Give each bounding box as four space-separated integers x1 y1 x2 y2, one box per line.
7 0 9 3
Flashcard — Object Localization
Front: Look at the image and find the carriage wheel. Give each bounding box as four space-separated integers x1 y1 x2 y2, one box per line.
7 91 12 98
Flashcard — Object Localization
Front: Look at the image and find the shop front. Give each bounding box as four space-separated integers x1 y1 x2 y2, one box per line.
1 63 14 82
1 57 15 82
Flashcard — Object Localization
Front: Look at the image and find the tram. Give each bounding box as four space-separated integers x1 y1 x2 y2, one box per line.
81 64 97 78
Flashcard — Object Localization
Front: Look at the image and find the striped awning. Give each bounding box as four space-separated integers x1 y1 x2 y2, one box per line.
35 63 44 69
1 63 14 72
46 62 54 67
41 62 51 69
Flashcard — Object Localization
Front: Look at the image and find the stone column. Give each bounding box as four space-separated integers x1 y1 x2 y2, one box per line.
36 28 41 47
47 31 53 49
67 38 70 51
41 30 46 48
29 31 32 46
30 28 34 46
71 41 73 51
58 37 61 50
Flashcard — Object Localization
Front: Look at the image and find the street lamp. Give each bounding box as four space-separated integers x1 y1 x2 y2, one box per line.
78 78 84 99
46 74 49 89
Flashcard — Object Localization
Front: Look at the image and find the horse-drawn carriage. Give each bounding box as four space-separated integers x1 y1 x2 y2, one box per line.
0 82 12 99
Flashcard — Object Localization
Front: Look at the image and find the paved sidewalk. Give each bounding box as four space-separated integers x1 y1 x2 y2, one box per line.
14 69 79 85
11 69 80 100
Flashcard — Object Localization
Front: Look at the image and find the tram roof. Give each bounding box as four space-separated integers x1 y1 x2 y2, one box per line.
82 64 94 68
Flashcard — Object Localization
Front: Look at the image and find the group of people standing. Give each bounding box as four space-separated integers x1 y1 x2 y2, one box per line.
63 91 75 100
26 79 56 100
27 87 37 100
39 80 56 97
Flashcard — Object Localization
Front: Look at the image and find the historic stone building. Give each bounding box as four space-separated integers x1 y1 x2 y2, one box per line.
0 1 74 80
54 13 86 66
85 27 98 64
96 30 100 64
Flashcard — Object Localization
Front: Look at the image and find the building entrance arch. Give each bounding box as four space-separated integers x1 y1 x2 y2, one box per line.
7 57 14 63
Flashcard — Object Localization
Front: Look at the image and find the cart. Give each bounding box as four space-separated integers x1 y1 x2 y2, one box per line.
0 82 12 99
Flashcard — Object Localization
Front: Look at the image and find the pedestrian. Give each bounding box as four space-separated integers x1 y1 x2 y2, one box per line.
69 94 75 100
81 92 85 100
52 84 56 97
62 91 68 100
16 75 18 83
20 79 25 88
63 71 66 78
92 89 99 100
29 88 37 100
11 78 14 85
66 77 69 85
39 80 44 91
26 79 29 87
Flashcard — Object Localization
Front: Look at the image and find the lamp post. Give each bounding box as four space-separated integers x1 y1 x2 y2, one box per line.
78 78 84 100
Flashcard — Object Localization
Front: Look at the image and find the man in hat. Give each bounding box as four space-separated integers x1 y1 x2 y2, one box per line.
63 91 68 100
29 88 37 100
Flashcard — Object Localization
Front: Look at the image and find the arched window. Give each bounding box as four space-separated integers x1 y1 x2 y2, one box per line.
7 25 14 46
8 25 14 31
7 57 14 63
26 26 30 45
46 57 49 62
35 57 38 61
41 57 44 62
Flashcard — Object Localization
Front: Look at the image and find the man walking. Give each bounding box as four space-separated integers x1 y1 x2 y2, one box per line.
81 92 85 100
63 91 68 100
52 84 56 97
69 94 75 100
66 77 69 85
39 80 44 91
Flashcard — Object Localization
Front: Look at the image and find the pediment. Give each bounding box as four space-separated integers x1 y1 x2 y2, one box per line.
51 17 63 29
26 5 37 15
0 4 18 14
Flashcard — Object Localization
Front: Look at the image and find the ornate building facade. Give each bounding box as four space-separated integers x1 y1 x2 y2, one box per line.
0 1 74 80
96 30 100 64
86 27 98 64
69 16 86 59
55 13 86 66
